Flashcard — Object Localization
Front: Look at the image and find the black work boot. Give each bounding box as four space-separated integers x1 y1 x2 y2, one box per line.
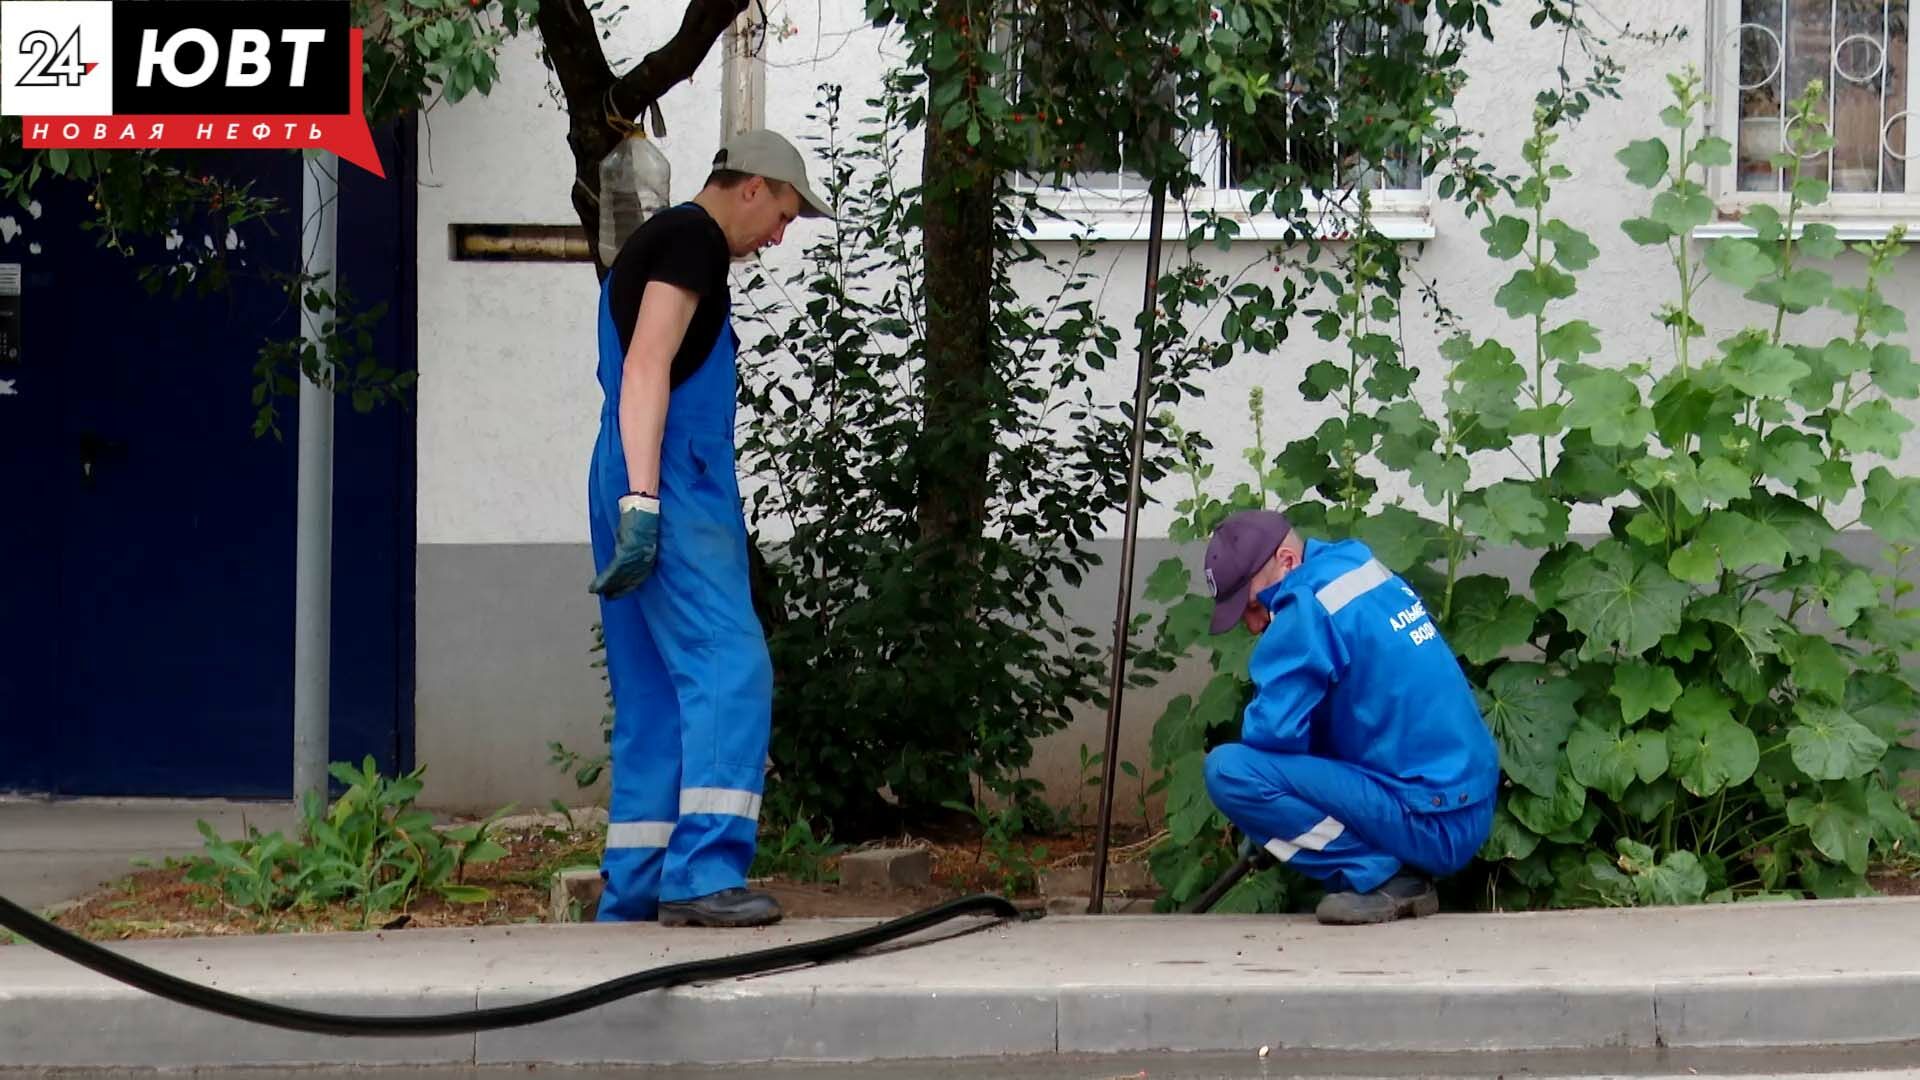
658 888 784 928
1314 872 1439 926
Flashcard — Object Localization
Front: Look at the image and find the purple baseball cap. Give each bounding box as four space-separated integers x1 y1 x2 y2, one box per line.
1203 510 1293 634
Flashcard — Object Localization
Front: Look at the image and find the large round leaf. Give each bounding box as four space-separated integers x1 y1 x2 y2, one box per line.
1610 660 1683 724
1546 800 1605 844
1869 786 1920 848
1445 339 1526 427
1191 672 1247 738
1818 566 1879 630
1631 849 1709 906
1620 777 1679 823
1740 491 1837 560
1722 337 1812 398
1696 510 1790 572
1143 556 1192 604
1160 594 1214 652
1355 505 1446 575
1561 364 1654 448
1846 673 1920 741
1149 693 1200 770
1446 575 1540 664
1785 634 1849 702
1477 662 1583 798
1569 719 1669 801
1862 467 1920 543
1666 707 1760 797
1164 751 1218 847
1788 786 1873 874
1786 702 1888 781
1461 480 1569 547
1509 769 1587 836
1479 801 1541 861
1557 541 1691 658
1616 137 1669 187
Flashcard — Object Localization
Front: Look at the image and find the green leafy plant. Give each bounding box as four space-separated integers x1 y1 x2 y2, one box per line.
942 784 1052 896
750 818 848 884
733 79 1144 833
188 823 300 916
250 277 412 438
1072 743 1154 831
1141 68 1920 911
187 757 513 928
1453 72 1920 906
548 622 614 792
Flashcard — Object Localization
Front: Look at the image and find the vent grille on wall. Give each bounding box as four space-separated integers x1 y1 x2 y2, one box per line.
449 224 593 262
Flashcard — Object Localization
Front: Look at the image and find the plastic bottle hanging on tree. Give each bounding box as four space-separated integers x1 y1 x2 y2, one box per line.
597 103 671 266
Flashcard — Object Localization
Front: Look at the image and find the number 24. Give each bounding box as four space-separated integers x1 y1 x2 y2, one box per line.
16 28 87 88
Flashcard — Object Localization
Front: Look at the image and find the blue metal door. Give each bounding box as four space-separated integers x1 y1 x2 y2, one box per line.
0 128 416 796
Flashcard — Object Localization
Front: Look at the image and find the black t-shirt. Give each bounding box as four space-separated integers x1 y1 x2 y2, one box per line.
607 204 731 389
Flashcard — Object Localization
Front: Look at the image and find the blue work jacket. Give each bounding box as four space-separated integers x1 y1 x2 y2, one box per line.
1242 538 1500 814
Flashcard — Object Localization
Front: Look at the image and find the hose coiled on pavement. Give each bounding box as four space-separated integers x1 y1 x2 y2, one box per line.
0 892 1022 1037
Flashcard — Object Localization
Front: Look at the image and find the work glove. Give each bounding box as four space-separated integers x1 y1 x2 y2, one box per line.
590 493 660 600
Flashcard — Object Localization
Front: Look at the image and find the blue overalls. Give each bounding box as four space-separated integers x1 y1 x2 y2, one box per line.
1203 539 1499 894
587 264 773 922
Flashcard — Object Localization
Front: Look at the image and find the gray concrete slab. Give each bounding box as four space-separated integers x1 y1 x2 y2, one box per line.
3 899 1920 1068
0 797 298 911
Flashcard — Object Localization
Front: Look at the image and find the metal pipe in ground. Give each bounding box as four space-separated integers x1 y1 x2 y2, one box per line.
1088 181 1168 914
293 152 339 812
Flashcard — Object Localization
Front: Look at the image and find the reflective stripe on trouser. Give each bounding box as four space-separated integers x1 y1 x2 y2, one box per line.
589 276 772 921
1202 744 1493 895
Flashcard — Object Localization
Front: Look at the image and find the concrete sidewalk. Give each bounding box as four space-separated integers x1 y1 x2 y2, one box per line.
3 898 1919 1069
0 797 298 912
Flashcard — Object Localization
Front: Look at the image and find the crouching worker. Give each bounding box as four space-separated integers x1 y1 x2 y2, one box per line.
1200 510 1499 925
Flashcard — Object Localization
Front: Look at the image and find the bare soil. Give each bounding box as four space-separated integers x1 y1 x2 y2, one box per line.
30 819 1158 942
1870 864 1920 897
22 818 1916 943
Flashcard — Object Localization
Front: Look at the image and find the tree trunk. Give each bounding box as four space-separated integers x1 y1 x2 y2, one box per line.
916 21 997 553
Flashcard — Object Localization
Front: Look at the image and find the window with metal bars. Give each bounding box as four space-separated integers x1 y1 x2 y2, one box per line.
1007 5 1426 227
1715 0 1917 207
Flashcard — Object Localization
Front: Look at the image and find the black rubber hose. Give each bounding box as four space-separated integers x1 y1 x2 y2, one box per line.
1182 849 1266 914
0 893 1022 1037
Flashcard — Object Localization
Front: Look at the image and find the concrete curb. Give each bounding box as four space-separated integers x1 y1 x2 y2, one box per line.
10 970 1920 1067
3 901 1919 1068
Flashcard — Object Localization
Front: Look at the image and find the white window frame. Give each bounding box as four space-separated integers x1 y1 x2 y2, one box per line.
1012 11 1435 243
1702 0 1920 239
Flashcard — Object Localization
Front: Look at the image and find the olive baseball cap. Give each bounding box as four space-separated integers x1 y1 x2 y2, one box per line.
1203 510 1294 634
712 129 835 220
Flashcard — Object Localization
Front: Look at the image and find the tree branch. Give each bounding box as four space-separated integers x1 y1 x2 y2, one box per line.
609 0 749 124
534 0 745 278
533 0 613 104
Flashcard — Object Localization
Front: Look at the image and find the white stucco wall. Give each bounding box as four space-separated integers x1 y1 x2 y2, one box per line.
418 0 1920 547
411 0 1920 813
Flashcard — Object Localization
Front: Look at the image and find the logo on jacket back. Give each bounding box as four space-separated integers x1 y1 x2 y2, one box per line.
1390 595 1436 646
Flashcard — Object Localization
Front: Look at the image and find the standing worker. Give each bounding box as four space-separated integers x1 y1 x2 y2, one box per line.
1199 510 1499 925
587 130 832 926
